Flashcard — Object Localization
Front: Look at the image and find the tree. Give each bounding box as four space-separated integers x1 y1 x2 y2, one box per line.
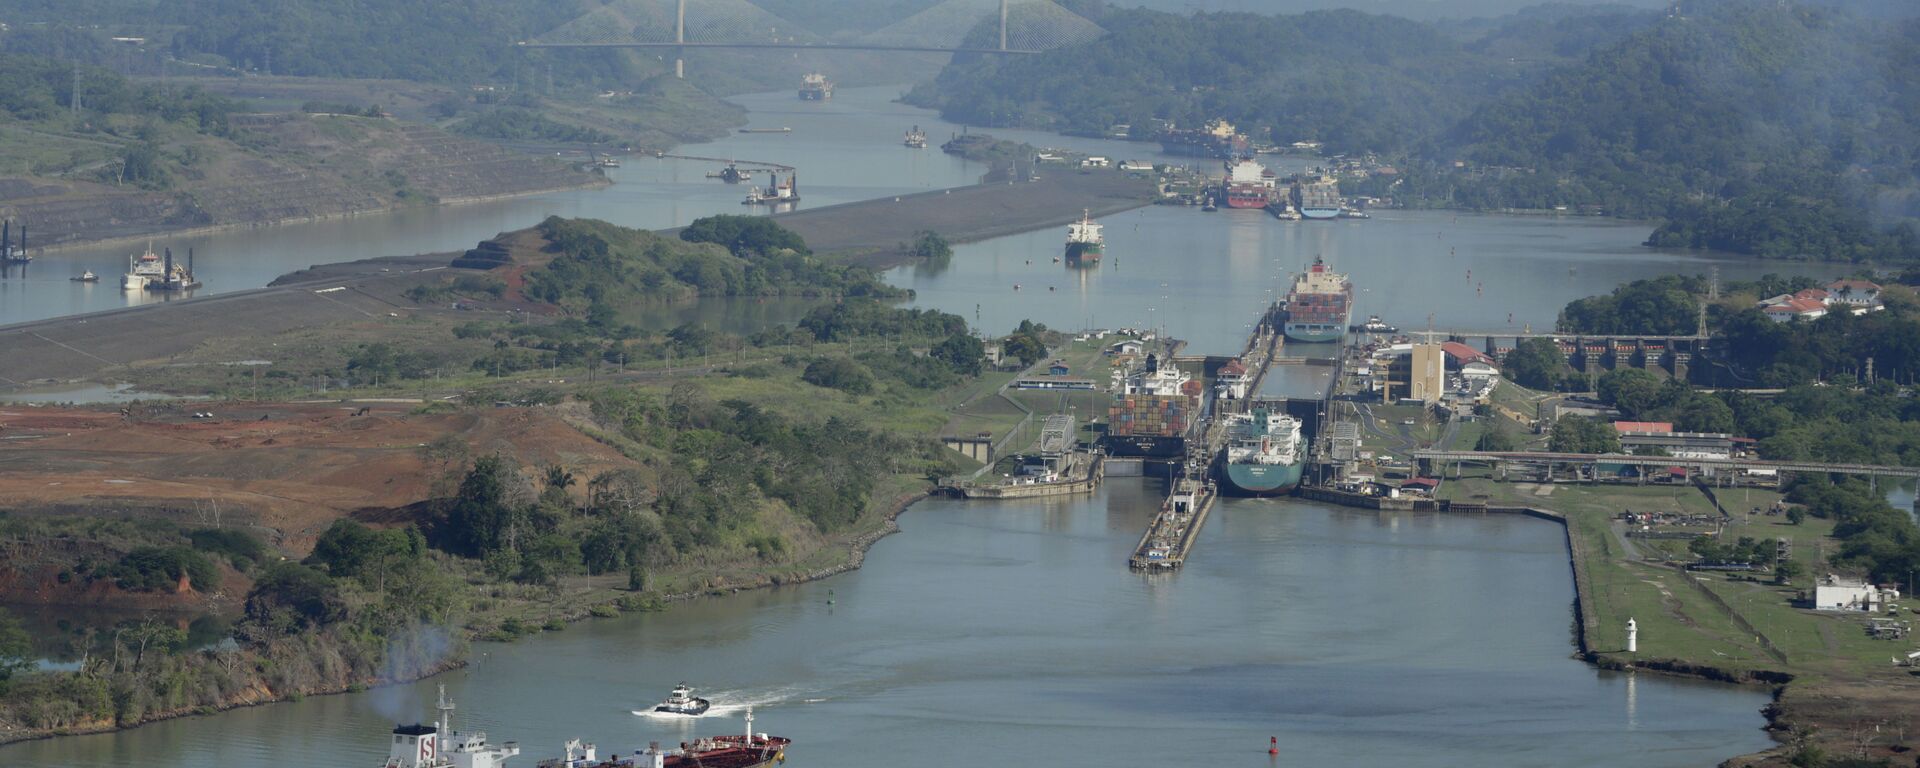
998 328 1044 366
1549 416 1620 453
678 214 809 258
1503 338 1575 391
1475 422 1519 452
0 607 29 693
241 563 344 639
802 356 876 394
905 230 952 261
442 456 519 557
1596 368 1663 418
931 332 984 376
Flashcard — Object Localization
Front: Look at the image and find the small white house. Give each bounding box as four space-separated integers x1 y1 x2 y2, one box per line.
1081 156 1110 168
1825 279 1882 308
1812 574 1895 612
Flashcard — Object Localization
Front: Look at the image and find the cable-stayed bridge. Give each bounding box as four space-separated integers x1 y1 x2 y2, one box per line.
520 0 1105 74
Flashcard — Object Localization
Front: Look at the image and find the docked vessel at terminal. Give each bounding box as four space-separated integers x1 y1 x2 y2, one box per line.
1065 209 1103 265
1222 159 1275 209
1283 256 1352 343
1218 407 1304 496
1292 175 1342 220
1104 354 1201 459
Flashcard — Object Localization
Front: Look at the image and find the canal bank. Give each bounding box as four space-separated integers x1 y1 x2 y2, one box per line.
0 170 1152 392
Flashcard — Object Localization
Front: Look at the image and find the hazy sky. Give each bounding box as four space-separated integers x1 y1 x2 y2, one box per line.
1125 0 1668 21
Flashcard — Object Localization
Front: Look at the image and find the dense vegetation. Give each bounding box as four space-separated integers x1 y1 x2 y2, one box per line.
1557 276 1701 336
909 7 1568 155
1783 476 1920 586
523 216 906 312
453 108 617 145
917 0 1920 261
1442 0 1920 261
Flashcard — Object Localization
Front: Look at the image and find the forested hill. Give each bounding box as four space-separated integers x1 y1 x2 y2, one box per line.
912 0 1920 262
1443 0 1920 261
905 5 1654 155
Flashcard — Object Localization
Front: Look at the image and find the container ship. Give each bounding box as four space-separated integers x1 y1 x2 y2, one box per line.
1104 354 1202 459
1222 159 1274 209
1065 209 1103 265
798 73 833 100
1217 406 1304 496
1283 256 1352 343
1292 176 1342 220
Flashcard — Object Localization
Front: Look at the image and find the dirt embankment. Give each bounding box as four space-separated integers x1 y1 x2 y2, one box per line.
0 401 634 553
0 113 603 252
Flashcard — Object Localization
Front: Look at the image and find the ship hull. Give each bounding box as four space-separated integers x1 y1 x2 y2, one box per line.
1220 461 1303 496
798 89 830 100
1283 323 1345 343
1102 434 1188 459
1065 241 1102 264
1224 195 1268 209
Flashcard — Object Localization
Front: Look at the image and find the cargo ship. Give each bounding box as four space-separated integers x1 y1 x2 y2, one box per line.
381 686 521 768
1104 353 1202 459
798 73 833 100
1222 159 1274 209
1065 209 1103 265
1157 119 1249 159
1217 407 1304 496
1292 175 1341 220
903 125 927 148
546 709 790 768
1283 256 1352 343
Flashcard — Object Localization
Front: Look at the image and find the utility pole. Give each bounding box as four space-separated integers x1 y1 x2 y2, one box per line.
71 63 81 116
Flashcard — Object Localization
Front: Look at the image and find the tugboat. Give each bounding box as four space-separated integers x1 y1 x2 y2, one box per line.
558 708 790 768
1353 315 1398 335
381 685 520 768
652 684 712 716
903 125 928 148
717 164 747 184
71 270 98 283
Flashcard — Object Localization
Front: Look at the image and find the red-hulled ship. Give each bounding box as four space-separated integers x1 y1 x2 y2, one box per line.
1222 159 1274 209
537 709 790 768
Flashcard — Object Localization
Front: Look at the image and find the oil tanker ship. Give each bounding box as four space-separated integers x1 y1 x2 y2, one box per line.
1217 407 1304 496
1282 256 1352 343
1065 209 1103 265
1104 354 1202 459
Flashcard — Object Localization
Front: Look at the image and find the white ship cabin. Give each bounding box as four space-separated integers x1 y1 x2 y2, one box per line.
387 687 520 768
537 738 603 768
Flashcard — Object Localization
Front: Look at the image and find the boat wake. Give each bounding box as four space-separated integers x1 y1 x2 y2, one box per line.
630 685 807 719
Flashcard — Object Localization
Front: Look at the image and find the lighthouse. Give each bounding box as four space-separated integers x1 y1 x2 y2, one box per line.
1626 617 1638 653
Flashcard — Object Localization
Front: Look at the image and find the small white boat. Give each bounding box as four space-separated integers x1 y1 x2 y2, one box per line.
71 270 98 283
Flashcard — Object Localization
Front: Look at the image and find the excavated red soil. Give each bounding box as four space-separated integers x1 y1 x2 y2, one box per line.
0 402 636 551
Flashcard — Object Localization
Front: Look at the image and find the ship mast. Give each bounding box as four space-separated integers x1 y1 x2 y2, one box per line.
437 684 455 756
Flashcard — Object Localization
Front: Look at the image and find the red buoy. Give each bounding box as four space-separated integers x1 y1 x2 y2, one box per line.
1268 736 1279 756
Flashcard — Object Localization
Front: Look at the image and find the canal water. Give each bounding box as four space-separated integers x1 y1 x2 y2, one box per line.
0 85 1811 764
1 488 1774 768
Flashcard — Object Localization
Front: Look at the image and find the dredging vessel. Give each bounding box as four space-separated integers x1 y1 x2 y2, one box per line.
741 174 799 206
798 73 833 100
1 220 29 263
547 708 790 768
1104 353 1201 459
1064 209 1103 265
1217 406 1305 496
1282 256 1352 343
